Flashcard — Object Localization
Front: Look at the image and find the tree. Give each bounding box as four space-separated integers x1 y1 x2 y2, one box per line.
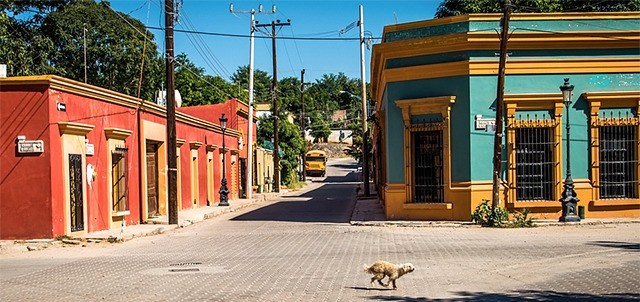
38 0 164 100
256 113 304 185
230 65 272 103
435 0 640 18
175 53 242 106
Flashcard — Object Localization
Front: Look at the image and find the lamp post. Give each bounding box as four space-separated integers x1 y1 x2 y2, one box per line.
559 78 580 222
219 114 230 206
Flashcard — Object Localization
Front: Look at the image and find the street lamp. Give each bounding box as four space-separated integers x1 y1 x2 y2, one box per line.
219 114 230 207
559 78 580 222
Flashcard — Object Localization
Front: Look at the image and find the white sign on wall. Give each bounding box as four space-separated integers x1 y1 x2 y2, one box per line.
16 136 44 154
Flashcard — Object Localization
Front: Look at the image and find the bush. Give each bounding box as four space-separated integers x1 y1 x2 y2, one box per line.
472 200 536 228
511 208 535 228
471 199 509 227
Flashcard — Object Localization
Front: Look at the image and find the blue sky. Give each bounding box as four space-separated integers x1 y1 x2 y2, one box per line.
109 0 441 83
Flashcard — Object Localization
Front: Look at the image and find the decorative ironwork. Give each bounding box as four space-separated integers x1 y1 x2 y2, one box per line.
515 127 555 201
412 130 444 203
599 125 638 199
68 154 84 231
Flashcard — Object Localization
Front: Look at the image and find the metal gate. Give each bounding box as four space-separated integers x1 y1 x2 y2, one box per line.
599 125 638 199
146 143 159 216
239 158 247 198
68 153 84 232
412 130 444 203
515 127 554 201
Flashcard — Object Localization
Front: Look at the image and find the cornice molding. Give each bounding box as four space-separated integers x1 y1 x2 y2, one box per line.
104 128 133 140
58 122 94 136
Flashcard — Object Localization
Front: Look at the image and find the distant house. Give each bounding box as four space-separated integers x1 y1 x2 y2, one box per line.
370 12 640 221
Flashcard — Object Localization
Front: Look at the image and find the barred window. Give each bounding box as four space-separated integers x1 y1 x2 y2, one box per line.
599 125 638 199
515 127 554 201
412 130 444 203
112 148 128 212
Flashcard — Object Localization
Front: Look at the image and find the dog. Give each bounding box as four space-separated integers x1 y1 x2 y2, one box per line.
363 260 415 290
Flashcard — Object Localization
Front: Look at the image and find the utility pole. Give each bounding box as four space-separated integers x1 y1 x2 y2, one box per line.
83 23 87 83
256 19 290 193
230 3 275 200
491 0 511 209
358 5 370 197
165 0 178 224
300 68 306 182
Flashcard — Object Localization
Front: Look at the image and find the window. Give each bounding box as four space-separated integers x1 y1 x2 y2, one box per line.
111 148 128 212
412 129 444 203
505 94 564 204
515 127 554 201
585 91 640 204
599 124 638 199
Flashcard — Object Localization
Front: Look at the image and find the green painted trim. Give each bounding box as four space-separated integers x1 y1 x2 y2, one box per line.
385 19 639 42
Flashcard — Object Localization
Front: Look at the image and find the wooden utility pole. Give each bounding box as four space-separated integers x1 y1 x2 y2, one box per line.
300 68 306 182
229 3 275 200
165 0 178 224
491 0 512 209
257 19 290 193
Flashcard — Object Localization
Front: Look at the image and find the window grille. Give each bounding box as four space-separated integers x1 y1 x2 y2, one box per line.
515 127 554 201
112 147 128 212
412 129 444 203
599 125 638 199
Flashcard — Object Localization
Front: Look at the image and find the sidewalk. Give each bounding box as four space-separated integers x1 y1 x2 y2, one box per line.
83 192 285 242
349 183 640 227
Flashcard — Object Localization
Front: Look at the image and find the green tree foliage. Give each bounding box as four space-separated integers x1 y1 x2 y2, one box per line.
230 65 272 103
175 53 242 106
435 0 640 18
1 0 164 101
256 113 304 185
38 0 163 100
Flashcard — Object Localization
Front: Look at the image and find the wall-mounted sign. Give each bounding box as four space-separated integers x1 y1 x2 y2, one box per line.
56 102 66 111
17 136 44 154
86 143 94 156
475 115 496 131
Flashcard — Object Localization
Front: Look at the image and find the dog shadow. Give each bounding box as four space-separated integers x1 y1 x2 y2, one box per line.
347 286 395 291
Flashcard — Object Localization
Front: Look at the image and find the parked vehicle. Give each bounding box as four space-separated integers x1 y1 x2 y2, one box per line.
305 150 327 177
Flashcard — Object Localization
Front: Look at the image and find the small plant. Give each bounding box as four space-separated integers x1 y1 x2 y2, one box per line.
472 199 509 227
511 208 535 227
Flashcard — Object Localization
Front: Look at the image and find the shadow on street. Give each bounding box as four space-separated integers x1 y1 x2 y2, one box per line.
232 171 360 223
364 290 640 302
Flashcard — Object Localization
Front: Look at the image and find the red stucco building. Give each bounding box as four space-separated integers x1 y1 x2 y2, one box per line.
0 75 255 239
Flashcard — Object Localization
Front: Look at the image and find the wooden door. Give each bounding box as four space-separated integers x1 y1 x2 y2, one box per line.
146 143 159 216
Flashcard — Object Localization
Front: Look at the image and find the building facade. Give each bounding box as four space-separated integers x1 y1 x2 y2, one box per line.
0 75 257 239
370 12 640 221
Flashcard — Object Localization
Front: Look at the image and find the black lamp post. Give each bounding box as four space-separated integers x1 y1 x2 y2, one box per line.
559 78 580 222
218 114 230 206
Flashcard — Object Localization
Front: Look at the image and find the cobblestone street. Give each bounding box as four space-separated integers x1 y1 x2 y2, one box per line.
1 159 639 301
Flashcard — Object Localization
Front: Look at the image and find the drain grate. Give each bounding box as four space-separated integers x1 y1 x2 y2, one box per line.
169 262 202 267
169 268 200 272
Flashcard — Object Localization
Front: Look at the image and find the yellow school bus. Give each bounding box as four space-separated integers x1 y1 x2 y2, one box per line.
305 150 327 177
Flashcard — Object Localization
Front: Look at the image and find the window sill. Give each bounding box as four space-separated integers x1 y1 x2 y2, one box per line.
592 199 640 207
112 210 130 217
404 203 452 210
512 201 561 209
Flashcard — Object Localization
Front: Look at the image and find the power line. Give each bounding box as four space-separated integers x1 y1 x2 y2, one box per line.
145 26 369 40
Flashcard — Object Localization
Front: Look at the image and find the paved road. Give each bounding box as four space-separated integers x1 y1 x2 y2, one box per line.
1 158 639 301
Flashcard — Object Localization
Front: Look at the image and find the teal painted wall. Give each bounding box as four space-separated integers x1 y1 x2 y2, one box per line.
469 73 640 182
385 76 470 183
387 49 640 70
386 19 639 42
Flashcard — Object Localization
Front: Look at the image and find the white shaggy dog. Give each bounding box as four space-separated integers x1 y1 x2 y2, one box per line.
363 260 415 290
